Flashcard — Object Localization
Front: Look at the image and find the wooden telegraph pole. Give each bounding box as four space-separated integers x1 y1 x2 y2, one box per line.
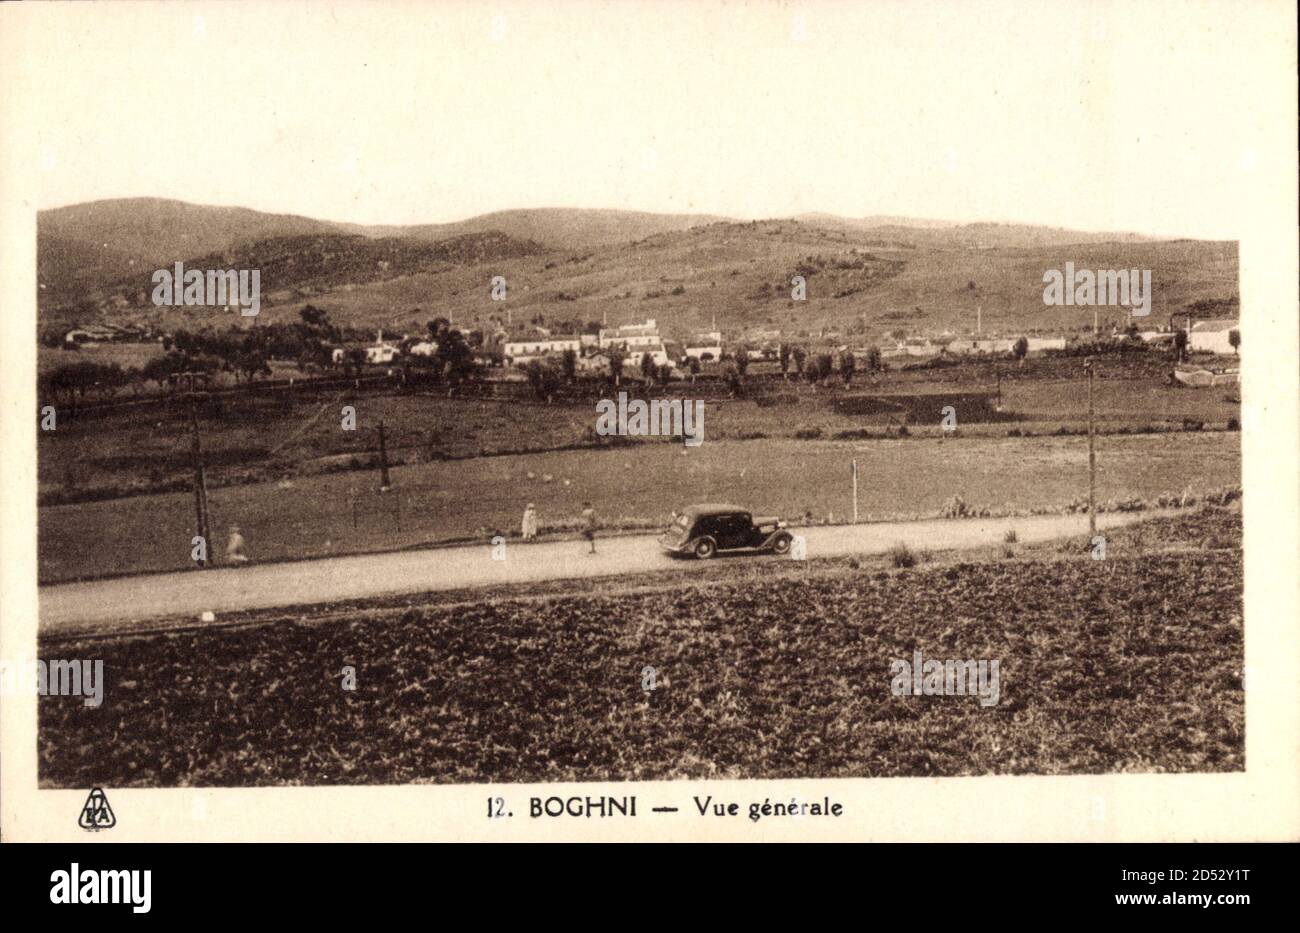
1085 358 1096 537
378 418 392 491
851 459 859 524
187 377 211 566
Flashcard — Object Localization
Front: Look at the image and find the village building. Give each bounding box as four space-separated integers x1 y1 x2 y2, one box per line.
65 323 142 345
1025 336 1067 352
598 318 672 368
407 340 439 357
364 330 400 364
503 333 581 365
943 336 1014 355
576 351 612 374
885 337 944 358
1188 319 1241 355
684 330 723 360
598 318 662 351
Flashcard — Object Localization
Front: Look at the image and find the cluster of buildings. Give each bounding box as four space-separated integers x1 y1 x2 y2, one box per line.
422 313 1244 374
60 307 1240 379
883 334 1069 359
879 320 1241 360
503 318 678 370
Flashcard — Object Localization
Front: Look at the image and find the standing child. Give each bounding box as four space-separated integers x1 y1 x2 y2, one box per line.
521 503 538 541
581 502 597 554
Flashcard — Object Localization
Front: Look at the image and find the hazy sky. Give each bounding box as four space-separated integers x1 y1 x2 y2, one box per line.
14 0 1292 238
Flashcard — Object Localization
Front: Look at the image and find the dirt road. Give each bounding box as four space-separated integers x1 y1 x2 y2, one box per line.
38 511 1156 636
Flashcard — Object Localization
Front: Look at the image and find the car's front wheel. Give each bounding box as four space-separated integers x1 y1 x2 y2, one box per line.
771 533 793 555
694 538 717 560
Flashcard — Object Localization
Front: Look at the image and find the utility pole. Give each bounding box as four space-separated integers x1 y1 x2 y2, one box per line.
378 418 392 491
851 459 859 524
187 381 211 567
1085 358 1096 538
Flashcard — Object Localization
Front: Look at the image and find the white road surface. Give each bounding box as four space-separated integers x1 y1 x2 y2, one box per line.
38 511 1155 636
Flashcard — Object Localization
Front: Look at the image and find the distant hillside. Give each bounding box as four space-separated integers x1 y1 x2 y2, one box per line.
800 213 1154 249
36 198 1237 342
38 199 724 310
39 198 342 261
297 219 1238 341
795 212 957 231
339 207 729 251
37 232 149 308
38 198 344 308
86 231 546 315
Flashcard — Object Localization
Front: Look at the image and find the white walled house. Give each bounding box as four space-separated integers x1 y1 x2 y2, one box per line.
503 336 581 364
576 351 612 374
599 319 662 351
684 330 723 360
627 344 672 368
939 337 1011 355
407 340 439 357
365 343 400 364
1025 336 1066 352
1189 319 1241 355
684 342 722 361
606 339 671 369
884 337 943 358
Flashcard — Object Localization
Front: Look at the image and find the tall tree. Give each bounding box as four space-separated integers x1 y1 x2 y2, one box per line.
792 345 807 376
608 345 625 386
840 349 856 386
1012 336 1029 367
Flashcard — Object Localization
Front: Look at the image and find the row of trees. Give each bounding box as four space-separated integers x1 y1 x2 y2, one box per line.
520 343 884 401
39 350 275 404
40 305 349 403
777 344 883 383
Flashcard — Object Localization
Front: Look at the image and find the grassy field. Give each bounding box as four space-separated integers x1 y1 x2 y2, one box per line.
38 507 1243 786
39 353 1238 502
38 342 166 374
38 430 1240 582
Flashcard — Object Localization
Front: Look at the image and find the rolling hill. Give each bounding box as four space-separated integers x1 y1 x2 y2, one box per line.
334 207 728 251
37 198 1238 341
302 220 1237 340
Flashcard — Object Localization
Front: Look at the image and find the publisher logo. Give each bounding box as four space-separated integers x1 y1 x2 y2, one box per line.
78 787 116 831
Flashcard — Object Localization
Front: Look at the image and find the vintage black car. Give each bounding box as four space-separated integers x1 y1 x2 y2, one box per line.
659 504 793 559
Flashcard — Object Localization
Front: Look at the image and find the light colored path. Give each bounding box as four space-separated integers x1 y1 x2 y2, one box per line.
39 511 1155 635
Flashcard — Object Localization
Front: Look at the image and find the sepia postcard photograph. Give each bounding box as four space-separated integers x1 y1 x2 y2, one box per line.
1 0 1296 849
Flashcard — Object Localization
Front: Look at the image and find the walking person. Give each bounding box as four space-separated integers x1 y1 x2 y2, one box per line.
581 502 597 554
226 525 250 564
521 503 538 542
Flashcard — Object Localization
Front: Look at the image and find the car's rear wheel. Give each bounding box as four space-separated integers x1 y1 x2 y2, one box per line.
771 533 793 555
694 538 717 560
